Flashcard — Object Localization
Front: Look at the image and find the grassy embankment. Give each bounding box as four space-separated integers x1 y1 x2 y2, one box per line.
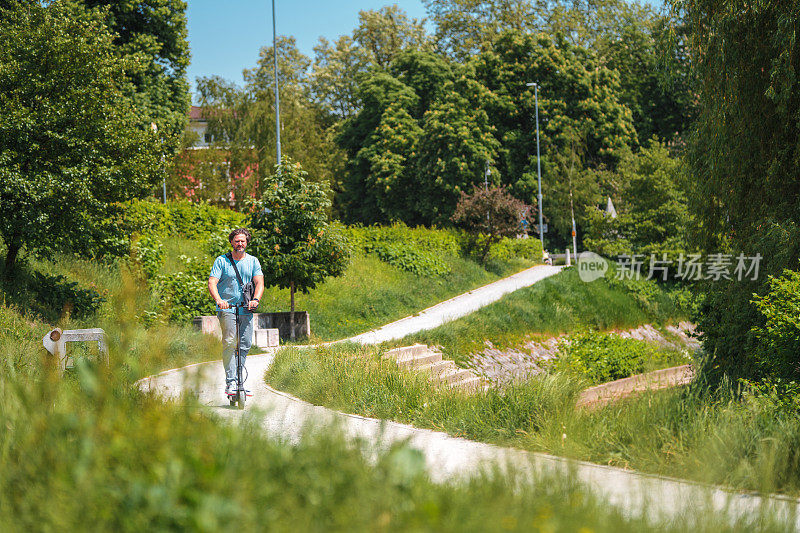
268 341 800 497
1 325 782 531
257 251 532 342
264 269 800 496
2 248 776 530
401 266 692 365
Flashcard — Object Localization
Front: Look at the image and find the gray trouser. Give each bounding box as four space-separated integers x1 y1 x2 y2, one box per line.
218 311 254 385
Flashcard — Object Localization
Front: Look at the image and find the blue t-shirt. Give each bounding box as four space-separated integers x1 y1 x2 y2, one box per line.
209 253 263 314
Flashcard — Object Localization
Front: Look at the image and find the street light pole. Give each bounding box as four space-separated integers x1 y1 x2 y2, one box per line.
526 82 544 251
151 122 166 203
272 0 281 167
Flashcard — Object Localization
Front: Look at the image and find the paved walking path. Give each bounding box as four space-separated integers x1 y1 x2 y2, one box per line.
140 264 800 527
348 265 563 344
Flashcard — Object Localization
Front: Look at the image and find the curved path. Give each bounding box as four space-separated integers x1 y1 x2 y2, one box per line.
140 264 800 527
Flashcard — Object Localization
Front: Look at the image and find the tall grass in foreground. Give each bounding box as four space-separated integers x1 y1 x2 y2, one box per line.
402 268 691 364
267 343 800 497
1 311 780 531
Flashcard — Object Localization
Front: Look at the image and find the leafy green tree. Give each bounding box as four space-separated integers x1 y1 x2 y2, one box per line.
413 79 500 225
389 50 454 118
337 72 420 223
310 35 371 120
583 140 689 257
541 131 601 250
751 267 800 382
197 37 342 208
591 2 694 144
307 5 430 122
81 0 191 153
0 1 162 274
469 30 636 246
243 35 311 92
452 185 532 263
674 0 800 383
425 0 694 143
249 158 349 339
352 102 423 223
423 0 541 60
353 5 431 69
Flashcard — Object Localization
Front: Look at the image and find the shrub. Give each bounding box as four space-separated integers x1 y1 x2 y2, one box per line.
363 241 450 276
452 185 533 263
29 271 105 320
131 234 164 279
345 223 461 256
488 236 543 263
344 223 460 276
551 330 690 384
151 255 213 322
751 268 800 381
96 199 245 258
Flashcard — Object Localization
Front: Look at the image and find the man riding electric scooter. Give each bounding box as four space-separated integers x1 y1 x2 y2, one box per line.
208 228 264 406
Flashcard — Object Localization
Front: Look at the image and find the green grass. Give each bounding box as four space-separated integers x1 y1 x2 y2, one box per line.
1 307 780 531
255 253 533 341
267 343 800 498
400 267 691 364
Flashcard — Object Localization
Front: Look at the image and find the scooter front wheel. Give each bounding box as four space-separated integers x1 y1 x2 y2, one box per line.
237 390 246 410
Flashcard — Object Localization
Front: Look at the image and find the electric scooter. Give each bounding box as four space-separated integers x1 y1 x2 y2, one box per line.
227 302 249 409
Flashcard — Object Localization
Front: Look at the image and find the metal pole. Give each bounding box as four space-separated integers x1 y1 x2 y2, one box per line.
272 0 281 167
531 83 544 251
484 161 490 227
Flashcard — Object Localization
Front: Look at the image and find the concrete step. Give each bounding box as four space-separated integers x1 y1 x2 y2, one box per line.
395 351 442 368
385 344 485 393
435 367 476 385
384 344 428 361
418 360 458 377
448 375 483 393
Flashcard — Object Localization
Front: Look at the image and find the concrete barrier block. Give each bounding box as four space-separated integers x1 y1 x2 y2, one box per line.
254 328 279 348
193 316 222 340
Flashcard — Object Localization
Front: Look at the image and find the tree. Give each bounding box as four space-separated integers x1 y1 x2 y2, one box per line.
541 130 601 250
249 158 349 339
0 1 162 274
423 0 541 60
310 35 371 120
583 140 689 257
673 0 800 383
350 102 423 223
337 71 421 223
353 5 431 69
469 30 636 245
81 0 191 153
413 78 500 225
425 0 695 143
452 185 533 263
197 38 342 208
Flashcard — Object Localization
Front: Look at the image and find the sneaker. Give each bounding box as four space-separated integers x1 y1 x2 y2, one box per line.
245 389 253 397
225 380 236 396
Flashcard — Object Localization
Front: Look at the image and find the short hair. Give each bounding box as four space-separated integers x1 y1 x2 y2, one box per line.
228 228 252 244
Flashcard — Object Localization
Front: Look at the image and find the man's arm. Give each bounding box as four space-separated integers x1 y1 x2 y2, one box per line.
208 277 230 309
247 274 264 311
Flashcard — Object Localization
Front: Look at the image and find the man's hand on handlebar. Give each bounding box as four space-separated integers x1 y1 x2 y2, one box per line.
247 299 259 311
216 300 230 310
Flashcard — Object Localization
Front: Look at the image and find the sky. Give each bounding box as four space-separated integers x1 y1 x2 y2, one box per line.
186 0 428 99
186 0 663 101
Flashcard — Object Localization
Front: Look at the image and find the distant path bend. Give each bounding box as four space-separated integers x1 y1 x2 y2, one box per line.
348 264 563 344
140 264 800 528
